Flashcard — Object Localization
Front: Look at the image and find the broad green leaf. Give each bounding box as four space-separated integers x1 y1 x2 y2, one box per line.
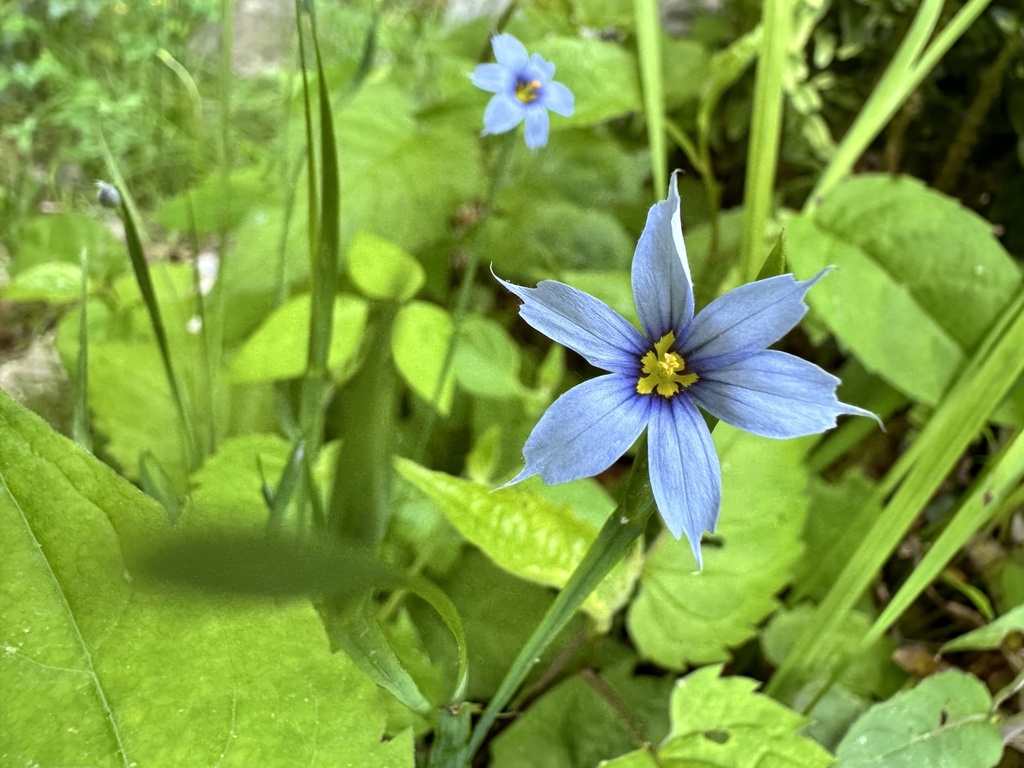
2 262 89 304
391 301 455 415
491 657 673 768
453 315 523 399
0 390 412 767
787 175 1023 406
663 37 711 109
940 604 1024 653
227 293 369 383
334 84 483 252
11 212 123 281
762 605 903 701
794 472 881 602
627 425 812 667
835 670 1002 768
610 666 832 768
155 167 268 235
348 231 424 302
532 37 642 126
395 459 643 630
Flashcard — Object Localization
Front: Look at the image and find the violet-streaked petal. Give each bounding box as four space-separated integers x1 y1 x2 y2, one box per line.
690 350 881 439
541 81 574 116
524 107 550 148
471 63 511 93
501 374 651 487
492 33 529 68
682 270 827 368
648 394 721 568
482 95 524 135
631 171 695 341
495 272 647 372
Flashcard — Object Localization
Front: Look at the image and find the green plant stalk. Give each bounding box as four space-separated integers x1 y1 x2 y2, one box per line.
462 444 657 762
414 130 517 460
768 289 1024 696
72 247 91 453
116 196 199 470
808 0 993 208
633 0 666 198
861 427 1024 649
296 0 342 463
329 304 399 548
739 0 791 282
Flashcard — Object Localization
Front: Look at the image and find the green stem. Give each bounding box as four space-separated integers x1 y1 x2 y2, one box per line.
739 0 791 283
464 443 657 760
414 130 517 460
633 0 666 198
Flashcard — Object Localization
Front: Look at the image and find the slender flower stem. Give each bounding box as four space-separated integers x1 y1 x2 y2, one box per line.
464 443 657 760
415 130 518 460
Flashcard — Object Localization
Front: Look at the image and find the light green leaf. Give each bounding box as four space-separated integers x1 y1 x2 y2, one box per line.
2 262 89 304
663 37 711 109
155 167 268 235
228 293 368 383
11 212 123 281
787 175 1023 406
941 604 1024 653
627 424 811 667
491 657 673 768
0 390 412 767
391 301 455 415
348 231 425 302
610 666 832 768
835 670 1002 768
532 37 642 126
395 459 642 629
453 315 523 399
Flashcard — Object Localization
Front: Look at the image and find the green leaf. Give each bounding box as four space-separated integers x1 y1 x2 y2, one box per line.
395 459 643 630
228 293 369 383
2 262 89 304
334 84 483 252
626 424 812 667
835 670 1002 768
155 167 268 235
787 175 1023 406
391 301 455 415
532 37 642 126
490 658 673 768
610 665 832 768
11 212 123 281
663 37 711 109
347 231 425 302
940 604 1024 653
0 390 412 767
453 315 523 399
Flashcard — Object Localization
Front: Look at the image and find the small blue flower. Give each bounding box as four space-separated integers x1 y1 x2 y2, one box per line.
496 172 877 566
471 33 574 149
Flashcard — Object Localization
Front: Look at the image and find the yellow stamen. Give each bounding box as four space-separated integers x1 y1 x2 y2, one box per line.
515 79 542 104
636 332 698 398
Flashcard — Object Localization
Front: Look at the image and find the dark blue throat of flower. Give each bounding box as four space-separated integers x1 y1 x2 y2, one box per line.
636 332 698 398
515 78 542 104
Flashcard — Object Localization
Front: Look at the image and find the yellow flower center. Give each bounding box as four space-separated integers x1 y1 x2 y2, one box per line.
515 78 542 104
636 332 698 398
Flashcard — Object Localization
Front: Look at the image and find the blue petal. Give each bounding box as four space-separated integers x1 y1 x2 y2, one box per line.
482 95 524 135
502 374 651 486
524 107 550 148
540 81 574 116
494 271 647 373
683 271 827 369
631 171 695 342
648 394 721 568
689 350 881 438
492 33 529 69
529 52 556 81
471 63 511 94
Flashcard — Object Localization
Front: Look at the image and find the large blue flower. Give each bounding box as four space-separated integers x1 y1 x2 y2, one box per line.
496 173 877 566
471 33 574 149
